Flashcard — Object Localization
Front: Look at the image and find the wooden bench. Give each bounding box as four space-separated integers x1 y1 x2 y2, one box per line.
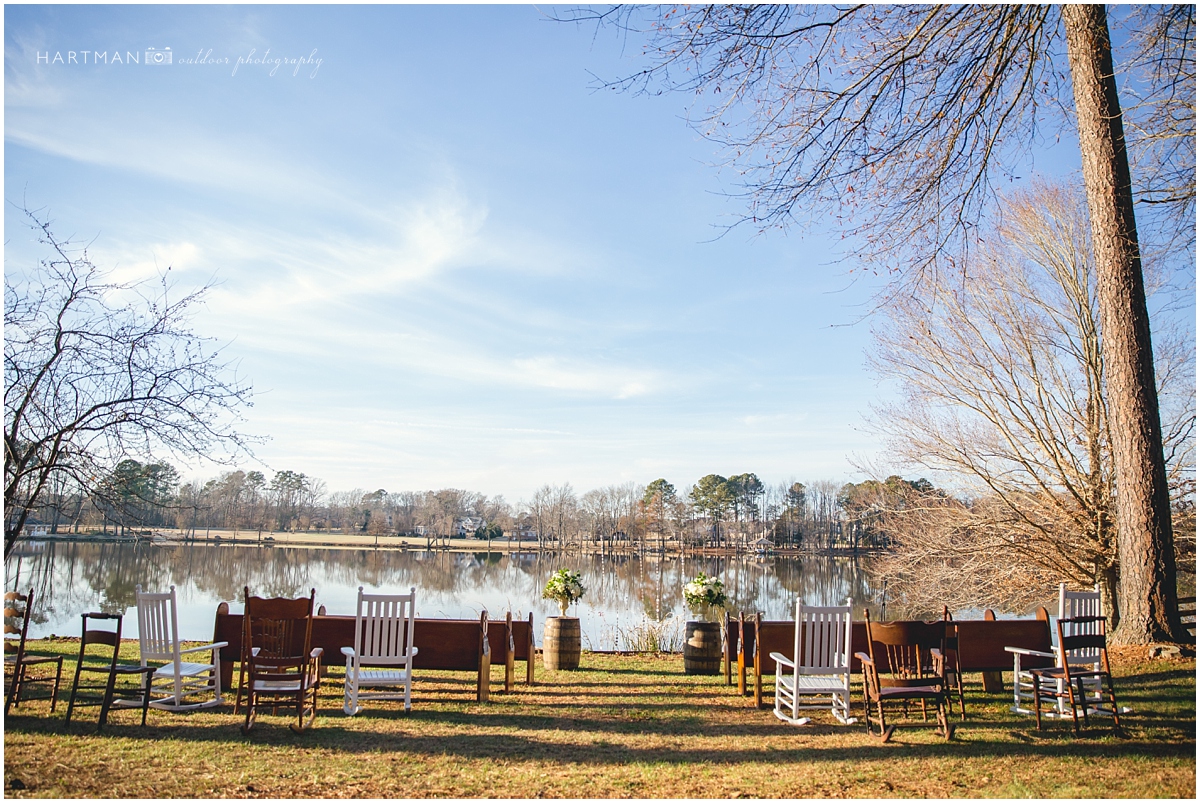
1178 596 1196 640
736 611 1053 708
212 604 535 703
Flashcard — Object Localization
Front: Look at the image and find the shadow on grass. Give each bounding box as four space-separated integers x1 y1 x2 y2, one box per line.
7 700 1192 768
7 648 1193 778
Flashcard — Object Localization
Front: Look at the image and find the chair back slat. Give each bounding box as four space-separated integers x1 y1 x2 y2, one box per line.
353 587 417 666
136 585 182 663
795 601 851 674
864 613 945 682
1061 633 1108 653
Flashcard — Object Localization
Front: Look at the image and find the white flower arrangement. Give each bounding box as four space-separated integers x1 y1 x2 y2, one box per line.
683 572 727 619
543 568 585 616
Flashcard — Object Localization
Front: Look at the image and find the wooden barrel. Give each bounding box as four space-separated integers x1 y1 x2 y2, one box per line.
543 617 581 670
683 621 722 675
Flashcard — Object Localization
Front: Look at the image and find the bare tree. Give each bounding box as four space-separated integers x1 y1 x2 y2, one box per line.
868 181 1194 621
4 209 254 557
570 4 1193 642
1119 5 1196 252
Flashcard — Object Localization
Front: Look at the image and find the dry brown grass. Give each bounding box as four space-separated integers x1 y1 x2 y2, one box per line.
3 642 1195 798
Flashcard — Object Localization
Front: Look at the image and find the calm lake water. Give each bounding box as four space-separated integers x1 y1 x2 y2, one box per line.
5 540 882 650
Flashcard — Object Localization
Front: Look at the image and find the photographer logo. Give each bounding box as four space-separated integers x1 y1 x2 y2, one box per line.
145 47 172 65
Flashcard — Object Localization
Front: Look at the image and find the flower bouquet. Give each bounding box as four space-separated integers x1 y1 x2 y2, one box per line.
542 568 585 617
683 571 727 621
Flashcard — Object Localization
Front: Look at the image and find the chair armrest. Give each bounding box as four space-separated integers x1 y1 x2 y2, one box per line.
768 651 795 669
855 651 879 694
410 646 419 657
179 641 228 655
340 647 356 658
310 647 324 659
1004 646 1055 658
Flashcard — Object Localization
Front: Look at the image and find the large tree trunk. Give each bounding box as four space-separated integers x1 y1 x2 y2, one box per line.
1062 4 1183 644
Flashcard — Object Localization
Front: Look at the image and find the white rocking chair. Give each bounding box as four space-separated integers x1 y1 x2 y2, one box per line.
342 586 419 715
134 585 227 711
770 598 855 725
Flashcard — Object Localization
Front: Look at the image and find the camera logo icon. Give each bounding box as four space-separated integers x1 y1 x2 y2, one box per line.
145 47 172 65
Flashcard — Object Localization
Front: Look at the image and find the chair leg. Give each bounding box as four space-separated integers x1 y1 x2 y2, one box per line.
5 664 22 715
876 700 893 742
234 662 246 714
141 671 152 727
241 689 256 734
50 659 63 713
1105 675 1121 732
1064 675 1081 734
65 669 81 725
97 670 119 732
938 698 954 739
1032 675 1043 731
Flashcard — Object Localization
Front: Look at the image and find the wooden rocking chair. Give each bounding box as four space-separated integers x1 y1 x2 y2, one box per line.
857 610 953 742
238 588 322 734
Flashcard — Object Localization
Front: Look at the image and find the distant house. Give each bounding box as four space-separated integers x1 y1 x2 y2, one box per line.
454 516 484 537
22 519 50 538
510 526 539 541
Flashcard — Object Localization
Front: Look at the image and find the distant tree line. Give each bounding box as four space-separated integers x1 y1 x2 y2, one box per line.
20 463 929 553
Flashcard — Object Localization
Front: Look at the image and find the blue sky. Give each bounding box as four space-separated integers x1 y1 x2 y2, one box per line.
3 4 1130 502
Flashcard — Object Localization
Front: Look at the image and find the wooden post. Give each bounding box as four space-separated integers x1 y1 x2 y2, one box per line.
723 611 734 686
214 601 234 694
736 613 747 695
477 611 491 702
526 612 535 685
753 612 764 708
504 611 515 693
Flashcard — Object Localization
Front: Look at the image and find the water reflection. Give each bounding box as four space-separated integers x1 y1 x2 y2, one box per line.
5 541 882 649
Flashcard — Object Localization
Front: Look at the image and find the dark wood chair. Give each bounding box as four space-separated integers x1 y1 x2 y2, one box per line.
942 606 966 720
856 609 953 742
64 612 154 731
1029 615 1122 734
4 588 64 715
238 587 322 734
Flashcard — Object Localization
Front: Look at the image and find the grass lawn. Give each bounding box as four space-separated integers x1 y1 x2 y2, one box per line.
3 641 1194 798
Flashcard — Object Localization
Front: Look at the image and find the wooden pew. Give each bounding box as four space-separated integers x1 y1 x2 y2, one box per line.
737 612 1054 709
213 605 534 703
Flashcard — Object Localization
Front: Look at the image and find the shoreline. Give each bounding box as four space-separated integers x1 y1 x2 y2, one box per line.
14 528 879 557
